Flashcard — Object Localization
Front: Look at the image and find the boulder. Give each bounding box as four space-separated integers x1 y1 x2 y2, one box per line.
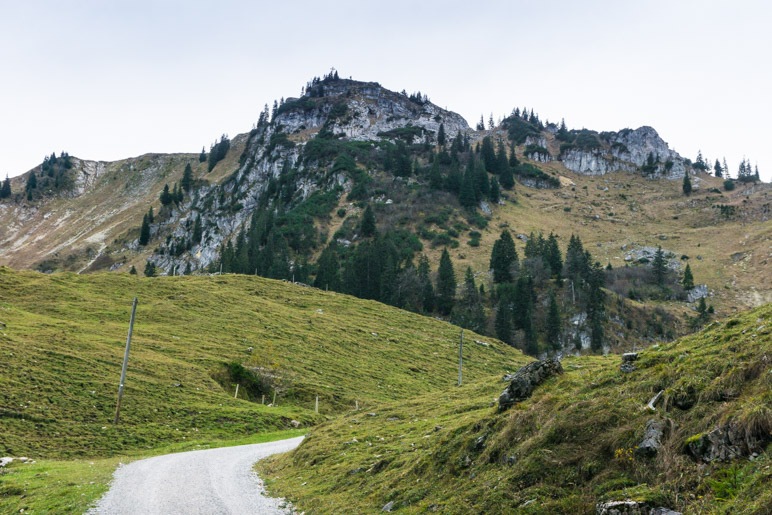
686 422 770 462
596 500 681 515
637 419 666 457
498 359 563 411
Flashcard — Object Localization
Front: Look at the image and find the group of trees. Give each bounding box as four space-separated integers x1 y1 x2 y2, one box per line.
23 152 73 200
0 175 11 199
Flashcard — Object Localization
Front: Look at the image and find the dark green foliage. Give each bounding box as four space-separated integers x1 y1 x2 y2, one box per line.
641 152 658 175
0 175 11 199
682 171 692 196
499 164 514 190
565 234 588 282
429 159 443 190
437 123 446 147
503 115 540 144
26 172 37 194
475 158 490 200
181 163 194 192
682 263 694 290
445 163 462 195
199 147 207 163
652 246 667 286
513 163 560 188
436 249 456 315
378 126 426 145
490 230 518 284
129 265 137 275
693 150 708 171
418 255 435 313
723 179 735 191
450 268 486 332
314 245 341 291
586 261 605 352
360 205 377 237
139 214 151 246
494 284 515 344
192 215 203 245
714 159 723 178
489 177 501 204
546 290 562 351
147 207 154 224
208 135 230 172
160 184 173 206
144 260 157 277
459 159 478 209
544 232 563 279
481 136 497 173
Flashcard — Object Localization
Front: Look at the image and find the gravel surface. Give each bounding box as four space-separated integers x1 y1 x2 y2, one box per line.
88 436 304 514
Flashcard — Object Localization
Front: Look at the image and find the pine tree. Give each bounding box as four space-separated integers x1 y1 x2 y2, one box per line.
481 136 497 173
147 206 154 224
652 246 667 286
199 147 207 163
586 261 606 352
722 157 730 178
437 123 446 147
360 205 377 237
181 163 194 192
445 162 462 195
499 165 514 190
714 159 723 178
682 263 694 290
172 183 181 205
139 214 151 245
475 159 490 200
129 265 137 275
144 260 157 277
489 177 501 204
490 230 518 284
160 184 173 206
26 172 37 193
436 249 456 315
429 159 443 190
682 170 692 196
0 175 11 199
192 215 203 245
495 284 515 345
565 234 588 282
495 139 509 176
459 159 478 209
476 115 485 131
314 245 341 291
451 267 486 332
418 255 435 313
545 232 563 279
546 290 562 351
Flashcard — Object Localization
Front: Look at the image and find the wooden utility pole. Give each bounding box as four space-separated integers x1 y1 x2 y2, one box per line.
458 329 464 386
114 297 138 424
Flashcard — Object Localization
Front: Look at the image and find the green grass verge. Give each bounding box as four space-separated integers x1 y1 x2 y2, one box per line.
0 429 305 514
260 304 771 514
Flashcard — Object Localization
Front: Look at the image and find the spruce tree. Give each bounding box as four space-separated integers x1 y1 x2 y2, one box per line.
436 249 456 315
682 170 692 196
490 229 518 284
445 162 462 195
129 265 137 275
545 232 563 279
481 136 497 173
314 245 341 291
192 215 203 245
489 177 501 204
714 159 723 178
586 261 606 352
495 284 515 345
499 164 514 190
360 205 377 237
437 123 446 147
459 160 478 209
546 290 562 351
147 207 154 224
450 267 486 332
181 163 194 192
652 246 667 286
144 260 157 277
139 214 151 246
199 147 207 163
160 184 173 206
682 263 694 290
0 175 11 199
418 254 435 313
475 159 490 200
429 159 443 190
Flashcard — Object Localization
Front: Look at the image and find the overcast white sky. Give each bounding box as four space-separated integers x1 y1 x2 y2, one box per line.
1 0 769 181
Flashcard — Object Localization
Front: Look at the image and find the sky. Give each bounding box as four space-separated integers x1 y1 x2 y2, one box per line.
1 0 770 181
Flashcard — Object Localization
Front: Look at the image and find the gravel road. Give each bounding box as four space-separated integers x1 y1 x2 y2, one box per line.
88 436 304 514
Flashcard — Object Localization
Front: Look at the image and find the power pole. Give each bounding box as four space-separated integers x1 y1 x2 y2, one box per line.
458 329 464 386
114 297 138 424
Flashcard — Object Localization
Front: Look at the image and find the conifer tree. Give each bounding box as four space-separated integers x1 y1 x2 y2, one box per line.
418 254 435 313
652 246 667 286
476 115 485 131
144 260 157 277
586 261 605 352
459 160 478 209
192 215 203 245
545 232 563 279
160 184 173 206
714 159 723 178
495 139 509 176
147 206 154 224
436 249 456 315
682 263 694 290
181 163 194 192
489 177 501 204
546 290 562 351
0 175 11 199
429 159 443 190
445 162 462 195
129 265 137 275
199 147 207 163
490 229 518 284
360 205 377 237
481 136 497 173
451 267 486 332
475 159 490 200
499 164 515 190
495 284 515 345
437 123 446 147
314 245 341 291
682 170 692 196
139 214 151 246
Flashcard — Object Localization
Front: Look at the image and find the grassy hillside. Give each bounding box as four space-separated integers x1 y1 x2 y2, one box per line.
260 303 771 514
0 267 521 459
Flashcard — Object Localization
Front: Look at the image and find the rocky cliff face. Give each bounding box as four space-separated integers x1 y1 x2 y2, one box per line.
560 126 688 179
149 79 471 274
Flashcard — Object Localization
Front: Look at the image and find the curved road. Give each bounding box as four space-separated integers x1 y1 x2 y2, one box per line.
88 436 304 514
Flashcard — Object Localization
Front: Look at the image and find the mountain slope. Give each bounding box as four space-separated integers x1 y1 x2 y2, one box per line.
0 267 521 458
261 304 771 514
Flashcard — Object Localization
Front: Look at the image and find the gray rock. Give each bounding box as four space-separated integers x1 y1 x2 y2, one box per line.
637 419 666 457
498 359 563 411
620 363 636 373
382 501 395 512
622 352 639 362
597 500 681 515
687 421 770 462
